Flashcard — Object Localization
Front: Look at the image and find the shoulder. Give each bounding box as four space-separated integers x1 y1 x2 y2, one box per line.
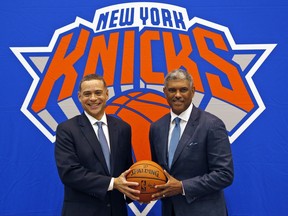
56 114 84 131
202 109 223 122
58 115 78 126
151 113 170 127
107 114 131 129
194 107 226 129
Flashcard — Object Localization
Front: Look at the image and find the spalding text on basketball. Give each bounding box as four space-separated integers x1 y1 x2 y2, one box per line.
130 168 160 178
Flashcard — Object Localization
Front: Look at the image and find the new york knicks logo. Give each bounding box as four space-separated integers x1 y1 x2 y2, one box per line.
10 1 276 154
11 2 275 214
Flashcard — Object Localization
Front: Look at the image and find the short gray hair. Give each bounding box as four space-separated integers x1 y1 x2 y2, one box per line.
164 69 193 88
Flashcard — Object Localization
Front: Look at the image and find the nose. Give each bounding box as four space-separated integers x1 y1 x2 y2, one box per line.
90 93 97 100
175 90 182 98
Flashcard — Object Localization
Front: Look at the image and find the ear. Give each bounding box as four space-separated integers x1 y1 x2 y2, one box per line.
163 87 170 98
191 86 195 98
77 91 81 101
163 86 167 94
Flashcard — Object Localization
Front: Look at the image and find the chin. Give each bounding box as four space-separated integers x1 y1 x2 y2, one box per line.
172 109 183 115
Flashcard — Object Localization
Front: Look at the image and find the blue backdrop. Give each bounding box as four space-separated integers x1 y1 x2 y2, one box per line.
1 0 288 215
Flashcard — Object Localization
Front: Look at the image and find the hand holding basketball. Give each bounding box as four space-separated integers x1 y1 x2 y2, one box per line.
114 169 140 201
126 160 167 203
151 169 184 200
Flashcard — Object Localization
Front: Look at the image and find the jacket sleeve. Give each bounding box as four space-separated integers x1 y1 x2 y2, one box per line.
182 116 234 203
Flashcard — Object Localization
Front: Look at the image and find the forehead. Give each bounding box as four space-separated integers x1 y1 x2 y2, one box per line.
165 79 190 88
80 79 105 91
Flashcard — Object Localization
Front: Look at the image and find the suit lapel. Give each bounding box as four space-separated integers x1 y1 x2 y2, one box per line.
171 106 200 167
156 114 171 170
78 113 110 175
107 116 117 174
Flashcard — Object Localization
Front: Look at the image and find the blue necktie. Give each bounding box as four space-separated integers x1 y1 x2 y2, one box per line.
168 117 181 168
96 121 110 173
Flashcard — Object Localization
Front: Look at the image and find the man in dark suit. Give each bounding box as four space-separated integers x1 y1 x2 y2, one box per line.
55 74 140 216
149 69 234 216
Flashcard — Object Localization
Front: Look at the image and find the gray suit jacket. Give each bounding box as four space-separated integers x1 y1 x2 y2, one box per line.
55 113 133 216
149 106 234 216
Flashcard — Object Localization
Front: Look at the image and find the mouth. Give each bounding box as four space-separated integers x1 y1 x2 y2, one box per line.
172 99 184 105
90 103 101 109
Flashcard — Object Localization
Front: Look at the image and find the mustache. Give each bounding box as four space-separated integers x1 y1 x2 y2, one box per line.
172 98 184 102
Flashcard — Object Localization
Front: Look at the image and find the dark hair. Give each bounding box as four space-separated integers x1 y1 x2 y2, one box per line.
164 69 193 88
78 74 107 92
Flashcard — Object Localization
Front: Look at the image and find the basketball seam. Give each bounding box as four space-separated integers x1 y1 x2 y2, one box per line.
128 176 166 182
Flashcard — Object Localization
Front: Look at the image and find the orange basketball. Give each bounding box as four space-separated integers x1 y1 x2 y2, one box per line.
126 160 167 203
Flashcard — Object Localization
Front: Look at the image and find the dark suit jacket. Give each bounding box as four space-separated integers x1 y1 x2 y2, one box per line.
55 113 133 216
149 106 234 216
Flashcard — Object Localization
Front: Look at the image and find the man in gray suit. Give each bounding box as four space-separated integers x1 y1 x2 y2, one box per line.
149 69 234 216
55 74 140 216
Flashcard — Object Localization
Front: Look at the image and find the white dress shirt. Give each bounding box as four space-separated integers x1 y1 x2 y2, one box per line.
168 102 193 151
84 111 114 191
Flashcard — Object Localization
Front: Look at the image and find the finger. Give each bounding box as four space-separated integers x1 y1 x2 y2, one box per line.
151 195 163 200
126 180 139 187
122 169 131 177
126 193 140 201
163 170 171 179
154 184 166 189
151 192 163 199
126 187 140 194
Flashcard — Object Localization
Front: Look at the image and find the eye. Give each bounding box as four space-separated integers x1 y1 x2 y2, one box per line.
180 88 188 93
83 92 91 97
95 90 103 96
168 88 176 93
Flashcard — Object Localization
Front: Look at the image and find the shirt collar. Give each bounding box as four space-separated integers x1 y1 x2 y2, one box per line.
170 102 193 123
84 111 108 126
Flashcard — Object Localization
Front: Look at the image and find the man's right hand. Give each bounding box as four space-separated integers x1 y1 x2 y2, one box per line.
113 169 140 201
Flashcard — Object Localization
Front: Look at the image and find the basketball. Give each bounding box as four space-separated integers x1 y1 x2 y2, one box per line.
126 160 167 203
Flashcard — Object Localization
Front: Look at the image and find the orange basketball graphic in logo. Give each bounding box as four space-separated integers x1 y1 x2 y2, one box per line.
106 91 170 161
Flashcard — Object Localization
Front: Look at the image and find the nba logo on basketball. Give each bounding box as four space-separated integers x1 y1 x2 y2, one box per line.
141 180 147 191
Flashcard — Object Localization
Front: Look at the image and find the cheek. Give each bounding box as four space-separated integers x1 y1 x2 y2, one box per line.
165 93 173 99
184 93 192 100
166 96 174 104
100 95 107 102
80 98 89 105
